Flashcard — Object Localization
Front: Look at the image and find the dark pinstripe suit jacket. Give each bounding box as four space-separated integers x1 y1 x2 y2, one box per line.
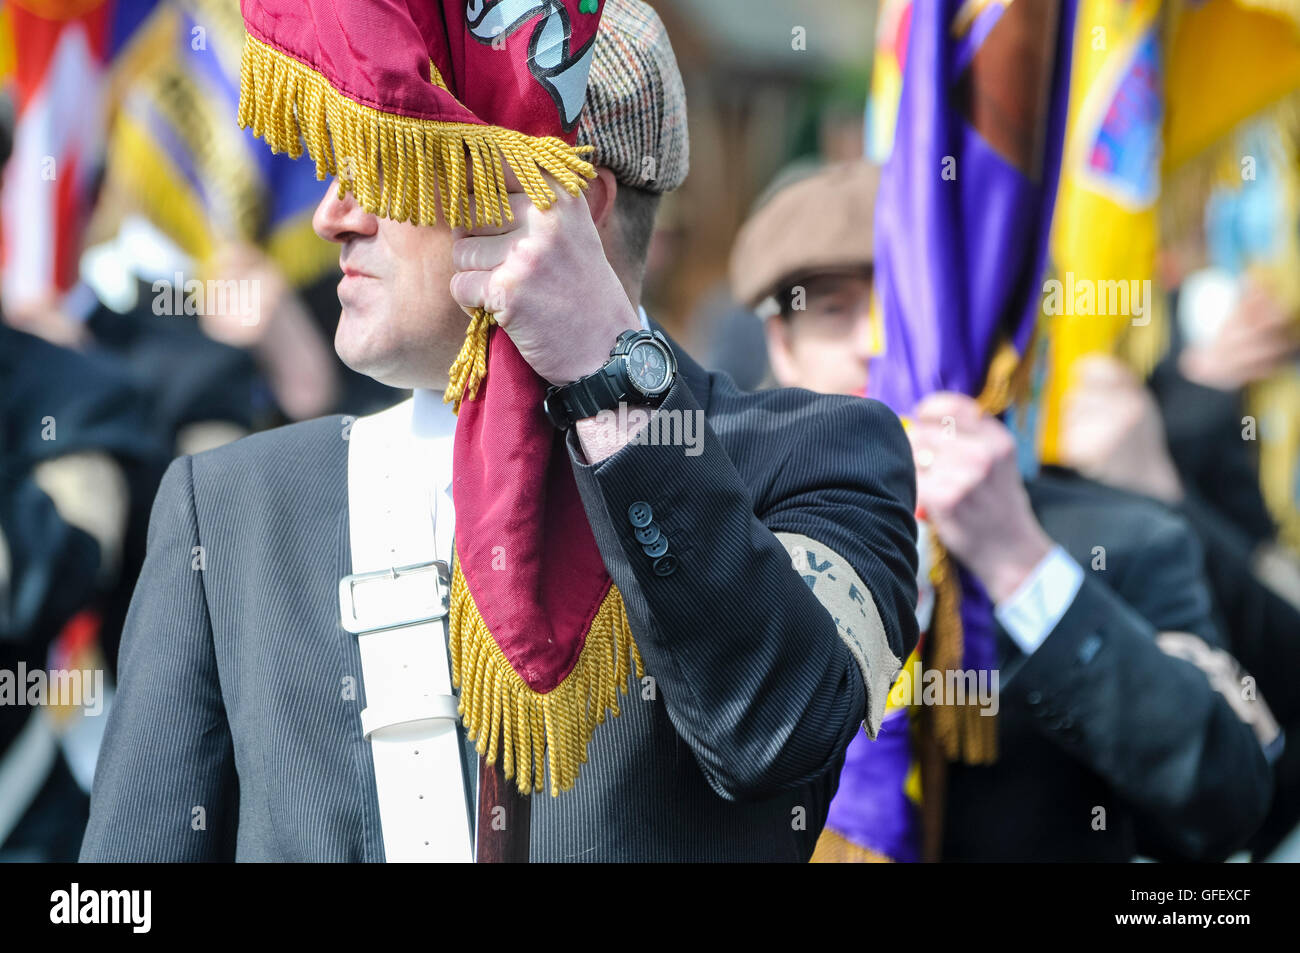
80 344 918 862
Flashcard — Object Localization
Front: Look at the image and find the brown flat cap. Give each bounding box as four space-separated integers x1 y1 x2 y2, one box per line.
729 160 880 310
579 0 689 194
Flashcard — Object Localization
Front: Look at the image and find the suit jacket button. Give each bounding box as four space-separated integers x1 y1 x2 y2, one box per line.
635 522 661 546
1026 691 1043 706
652 554 677 577
642 535 669 558
628 502 654 527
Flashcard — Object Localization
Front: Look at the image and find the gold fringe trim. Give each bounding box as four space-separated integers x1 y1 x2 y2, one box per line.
810 828 895 863
449 555 644 796
237 33 596 227
924 536 998 765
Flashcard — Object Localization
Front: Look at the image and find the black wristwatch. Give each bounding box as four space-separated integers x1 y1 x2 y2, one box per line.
543 328 677 430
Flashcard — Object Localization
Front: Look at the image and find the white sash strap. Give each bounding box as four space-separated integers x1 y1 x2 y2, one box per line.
359 694 462 739
343 400 473 863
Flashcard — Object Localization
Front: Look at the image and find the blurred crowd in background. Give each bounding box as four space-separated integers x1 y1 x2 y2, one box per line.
2 0 1300 863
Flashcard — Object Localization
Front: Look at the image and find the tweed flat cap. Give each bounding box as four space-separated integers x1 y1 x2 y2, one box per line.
579 0 689 193
730 161 881 310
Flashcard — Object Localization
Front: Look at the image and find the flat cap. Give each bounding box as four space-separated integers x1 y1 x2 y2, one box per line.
730 161 880 310
579 0 689 194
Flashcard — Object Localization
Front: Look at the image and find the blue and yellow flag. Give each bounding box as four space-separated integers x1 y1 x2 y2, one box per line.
105 0 335 285
1039 0 1300 463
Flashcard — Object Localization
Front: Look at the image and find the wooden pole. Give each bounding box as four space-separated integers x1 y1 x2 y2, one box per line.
475 757 531 863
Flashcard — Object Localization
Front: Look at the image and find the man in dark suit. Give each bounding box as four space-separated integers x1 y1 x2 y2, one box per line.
80 0 918 862
732 160 1274 862
940 456 1276 861
1059 338 1300 859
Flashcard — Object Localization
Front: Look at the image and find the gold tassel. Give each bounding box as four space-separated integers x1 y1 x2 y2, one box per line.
448 553 644 796
924 536 998 765
810 828 895 863
443 309 496 413
237 34 597 228
1249 371 1300 553
977 328 1038 416
911 330 1028 766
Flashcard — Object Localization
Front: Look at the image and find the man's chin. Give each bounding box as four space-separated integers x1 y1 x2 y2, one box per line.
333 300 462 391
335 327 449 392
335 317 400 386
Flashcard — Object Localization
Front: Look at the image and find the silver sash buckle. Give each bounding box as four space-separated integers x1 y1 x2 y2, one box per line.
338 559 451 634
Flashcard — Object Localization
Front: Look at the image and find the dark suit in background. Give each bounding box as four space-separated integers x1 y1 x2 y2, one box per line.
1150 349 1300 858
943 471 1272 862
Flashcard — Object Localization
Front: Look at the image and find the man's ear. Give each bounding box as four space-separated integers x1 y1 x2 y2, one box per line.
584 166 619 230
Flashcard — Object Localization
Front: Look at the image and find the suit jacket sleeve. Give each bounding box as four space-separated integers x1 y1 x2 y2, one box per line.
1177 490 1300 725
1000 514 1272 861
80 455 238 861
567 378 919 802
1149 354 1276 544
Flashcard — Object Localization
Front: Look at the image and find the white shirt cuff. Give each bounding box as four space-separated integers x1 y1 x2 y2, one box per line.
994 545 1085 656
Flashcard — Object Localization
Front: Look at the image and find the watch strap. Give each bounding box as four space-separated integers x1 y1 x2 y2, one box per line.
545 365 625 429
565 366 623 419
543 328 674 430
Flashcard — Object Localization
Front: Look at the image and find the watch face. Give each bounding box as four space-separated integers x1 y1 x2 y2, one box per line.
627 340 671 395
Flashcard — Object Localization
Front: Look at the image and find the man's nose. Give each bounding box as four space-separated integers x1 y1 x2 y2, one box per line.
312 180 377 243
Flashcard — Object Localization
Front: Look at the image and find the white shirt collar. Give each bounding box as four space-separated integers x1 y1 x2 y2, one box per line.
411 387 456 441
409 388 456 506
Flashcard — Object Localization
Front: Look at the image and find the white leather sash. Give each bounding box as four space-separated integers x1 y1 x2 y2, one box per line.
341 400 473 863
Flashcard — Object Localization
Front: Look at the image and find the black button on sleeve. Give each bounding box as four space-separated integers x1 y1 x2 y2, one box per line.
652 554 678 577
627 502 653 528
634 523 661 546
642 535 669 558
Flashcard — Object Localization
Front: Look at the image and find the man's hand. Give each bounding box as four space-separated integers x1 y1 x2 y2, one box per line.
448 176 640 387
204 242 339 420
909 392 1053 603
4 294 87 348
1060 355 1183 503
1180 279 1300 391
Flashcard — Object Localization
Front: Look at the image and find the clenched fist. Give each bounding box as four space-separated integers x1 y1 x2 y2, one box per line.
448 170 641 387
1060 355 1183 503
909 392 1053 603
1180 279 1300 391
